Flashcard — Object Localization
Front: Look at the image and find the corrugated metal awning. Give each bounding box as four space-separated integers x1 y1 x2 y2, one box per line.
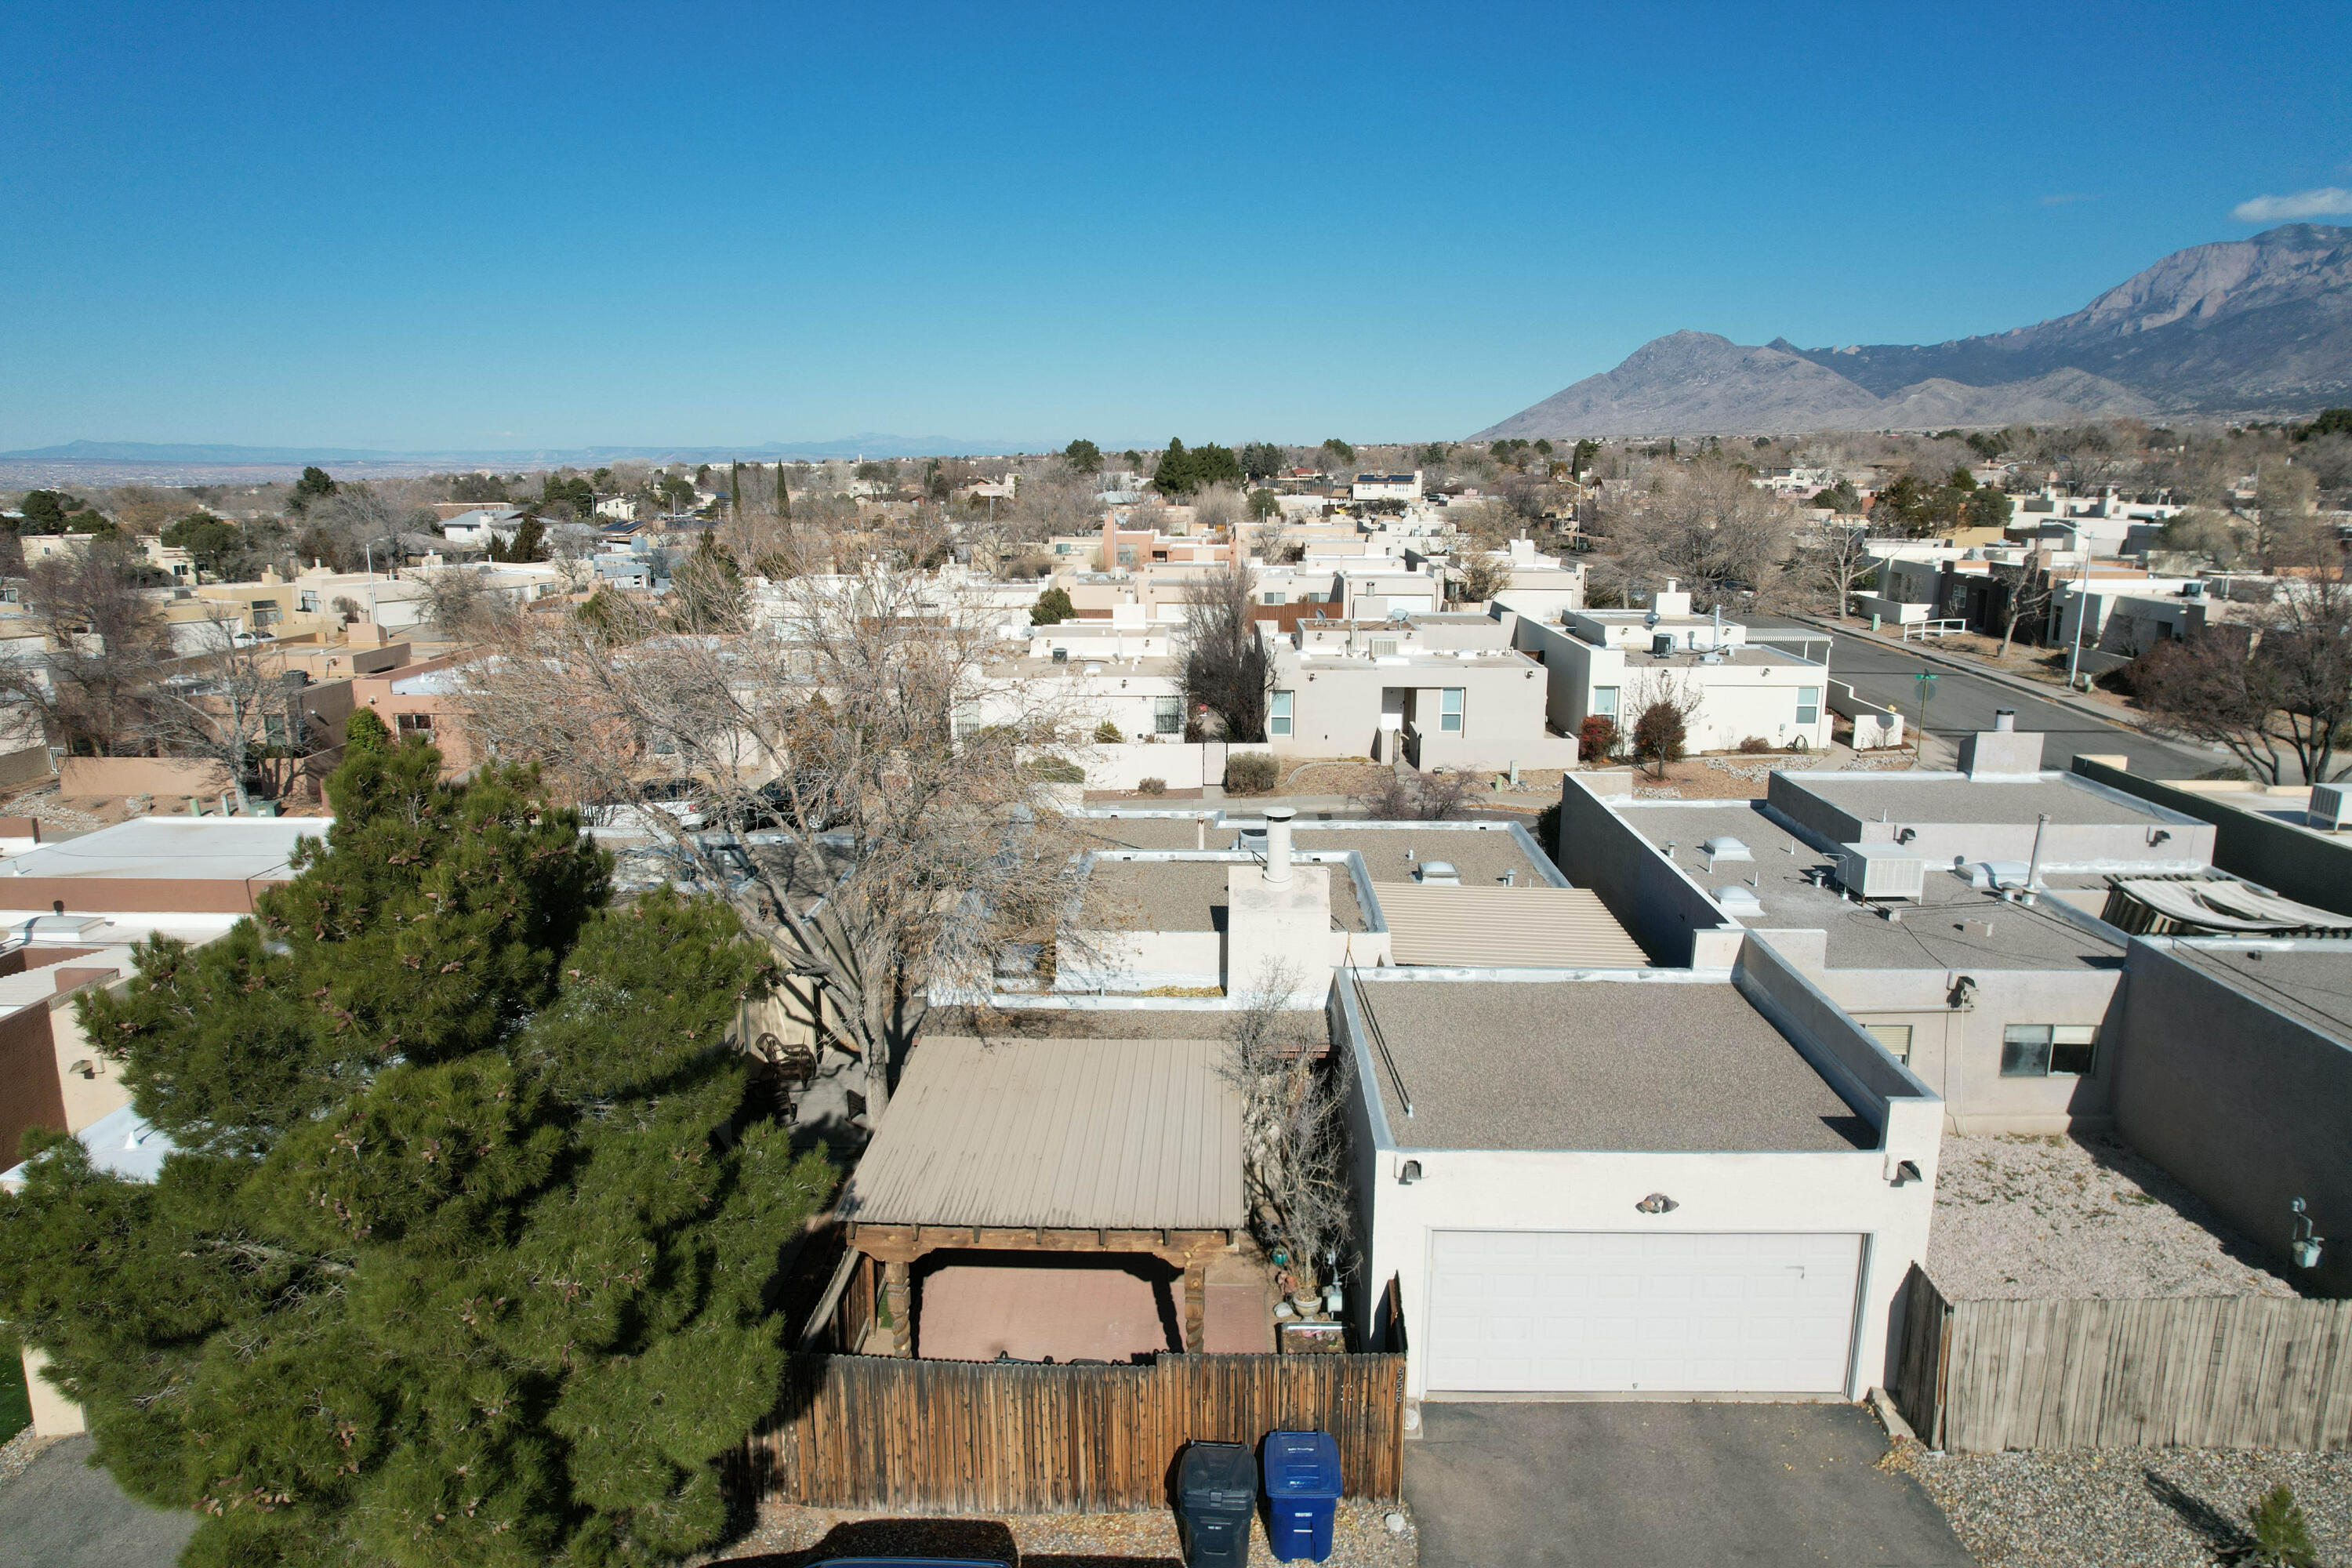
1374 884 1651 967
837 1036 1244 1232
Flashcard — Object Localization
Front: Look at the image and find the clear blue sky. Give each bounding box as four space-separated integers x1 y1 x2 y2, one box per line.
2 1 2345 452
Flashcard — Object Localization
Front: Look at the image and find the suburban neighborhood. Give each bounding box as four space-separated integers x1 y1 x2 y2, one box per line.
5 6 2352 1563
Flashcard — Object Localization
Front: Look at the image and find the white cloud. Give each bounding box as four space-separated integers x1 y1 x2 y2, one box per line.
2230 187 2352 223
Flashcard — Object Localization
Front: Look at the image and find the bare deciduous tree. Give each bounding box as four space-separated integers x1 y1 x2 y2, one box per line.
1596 463 1795 603
2132 561 2352 785
452 565 1095 1111
1178 564 1270 742
1222 961 1353 1296
1456 554 1512 604
1800 521 1875 617
1349 770 1477 820
0 543 172 757
136 608 302 810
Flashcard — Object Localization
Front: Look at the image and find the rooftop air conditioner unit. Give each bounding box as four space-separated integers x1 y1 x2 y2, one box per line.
1838 843 1927 902
1414 860 1461 886
2311 783 2350 832
1650 633 1675 656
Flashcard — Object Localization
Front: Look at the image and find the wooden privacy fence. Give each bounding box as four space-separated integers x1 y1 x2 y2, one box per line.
742 1352 1407 1512
1893 1266 2352 1452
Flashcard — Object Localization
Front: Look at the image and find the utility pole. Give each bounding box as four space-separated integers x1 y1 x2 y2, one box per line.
1915 670 1938 762
2064 551 2092 691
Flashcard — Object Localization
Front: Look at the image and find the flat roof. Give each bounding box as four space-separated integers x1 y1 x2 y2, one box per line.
1354 978 1870 1152
1374 884 1649 967
835 1036 1244 1231
1080 858 1368 933
0 816 322 882
1616 802 2125 972
1292 825 1553 887
1785 775 2176 827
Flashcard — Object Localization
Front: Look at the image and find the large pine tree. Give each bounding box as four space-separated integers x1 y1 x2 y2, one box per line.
0 739 833 1566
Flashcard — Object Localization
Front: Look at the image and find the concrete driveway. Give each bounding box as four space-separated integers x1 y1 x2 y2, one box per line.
0 1436 194 1568
1405 1403 1974 1568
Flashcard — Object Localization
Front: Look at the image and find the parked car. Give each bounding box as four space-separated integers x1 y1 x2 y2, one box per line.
637 777 709 830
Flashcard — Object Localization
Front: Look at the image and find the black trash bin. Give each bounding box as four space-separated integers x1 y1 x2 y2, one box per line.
1174 1439 1258 1568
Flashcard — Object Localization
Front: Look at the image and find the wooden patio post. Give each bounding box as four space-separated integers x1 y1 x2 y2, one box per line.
1182 1258 1207 1352
882 1259 913 1357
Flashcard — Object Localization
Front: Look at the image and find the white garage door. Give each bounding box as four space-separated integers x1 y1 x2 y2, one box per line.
1426 1231 1863 1395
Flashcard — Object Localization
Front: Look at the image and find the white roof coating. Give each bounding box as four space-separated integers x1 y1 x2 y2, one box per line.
0 1104 172 1189
1 817 326 882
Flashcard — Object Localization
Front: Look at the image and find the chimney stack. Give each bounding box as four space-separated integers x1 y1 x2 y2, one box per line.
1994 709 2016 732
1263 806 1294 887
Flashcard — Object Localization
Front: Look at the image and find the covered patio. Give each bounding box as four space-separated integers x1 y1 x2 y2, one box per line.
834 1034 1253 1360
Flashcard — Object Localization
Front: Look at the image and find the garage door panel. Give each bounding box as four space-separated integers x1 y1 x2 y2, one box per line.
1427 1230 1861 1395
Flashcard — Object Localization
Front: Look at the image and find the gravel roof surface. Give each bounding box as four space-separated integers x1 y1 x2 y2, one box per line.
1293 824 1555 886
1906 1445 2352 1568
1927 1133 2299 1301
1080 858 1368 931
1356 979 1869 1152
1618 803 2125 971
1792 775 2176 827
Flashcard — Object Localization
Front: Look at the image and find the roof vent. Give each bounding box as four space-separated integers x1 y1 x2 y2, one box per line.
1414 860 1461 886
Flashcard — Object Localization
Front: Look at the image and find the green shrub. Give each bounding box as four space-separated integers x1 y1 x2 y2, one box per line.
1093 720 1125 744
1023 757 1086 783
1225 752 1278 795
1136 777 1167 796
2247 1484 2318 1567
1737 735 1773 754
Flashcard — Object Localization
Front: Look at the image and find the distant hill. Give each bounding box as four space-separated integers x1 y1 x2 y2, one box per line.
1474 223 2352 439
0 434 1043 466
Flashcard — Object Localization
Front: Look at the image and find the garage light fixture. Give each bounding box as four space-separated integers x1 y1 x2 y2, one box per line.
1395 1160 1423 1185
2292 1199 2325 1270
1635 1192 1677 1214
1888 1159 1922 1187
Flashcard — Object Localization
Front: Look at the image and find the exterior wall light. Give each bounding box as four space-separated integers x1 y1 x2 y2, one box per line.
2292 1198 2325 1270
1397 1159 1422 1185
1635 1192 1678 1214
1888 1159 1922 1186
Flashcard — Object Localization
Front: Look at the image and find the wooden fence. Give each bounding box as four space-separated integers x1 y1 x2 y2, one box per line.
742 1352 1406 1512
1892 1265 2352 1452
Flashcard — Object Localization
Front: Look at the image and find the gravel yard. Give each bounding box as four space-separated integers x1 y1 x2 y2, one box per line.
0 1427 58 1490
1903 1443 2352 1567
706 1498 1417 1567
1929 1134 2299 1301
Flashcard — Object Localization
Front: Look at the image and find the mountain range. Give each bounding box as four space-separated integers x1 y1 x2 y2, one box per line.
1473 223 2352 439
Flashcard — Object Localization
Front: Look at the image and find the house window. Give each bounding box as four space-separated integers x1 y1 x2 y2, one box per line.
1153 695 1182 735
950 701 982 742
299 591 320 613
1262 591 1285 605
1269 690 1294 737
1864 1022 1914 1064
396 712 434 735
1592 686 1619 718
2001 1024 2098 1077
1796 686 1822 724
263 714 288 745
1439 688 1463 732
1116 546 1137 566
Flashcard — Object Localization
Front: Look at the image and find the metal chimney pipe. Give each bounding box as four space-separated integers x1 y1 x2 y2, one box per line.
1263 807 1294 887
1994 708 2016 732
2025 811 2049 893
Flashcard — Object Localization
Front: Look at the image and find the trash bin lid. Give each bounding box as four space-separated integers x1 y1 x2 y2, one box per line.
1262 1429 1342 1497
1178 1440 1259 1507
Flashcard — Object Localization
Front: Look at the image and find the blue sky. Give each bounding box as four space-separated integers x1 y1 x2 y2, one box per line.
2 1 2346 452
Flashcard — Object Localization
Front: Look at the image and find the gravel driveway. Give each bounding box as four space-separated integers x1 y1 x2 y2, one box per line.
1903 1444 2350 1566
1929 1133 2298 1301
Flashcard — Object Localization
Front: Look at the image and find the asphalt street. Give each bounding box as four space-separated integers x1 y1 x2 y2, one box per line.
1740 616 2220 779
0 1438 194 1568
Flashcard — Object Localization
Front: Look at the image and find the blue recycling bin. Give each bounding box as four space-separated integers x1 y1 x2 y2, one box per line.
1261 1429 1342 1563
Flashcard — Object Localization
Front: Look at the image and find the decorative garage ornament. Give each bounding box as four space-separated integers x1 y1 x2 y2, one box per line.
1635 1192 1679 1214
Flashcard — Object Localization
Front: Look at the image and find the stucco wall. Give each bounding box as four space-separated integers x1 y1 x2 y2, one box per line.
1550 782 1744 967
1766 771 2216 871
2110 938 2352 1297
2073 757 2352 919
1337 971 1943 1402
58 756 235 800
0 1001 62 1166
